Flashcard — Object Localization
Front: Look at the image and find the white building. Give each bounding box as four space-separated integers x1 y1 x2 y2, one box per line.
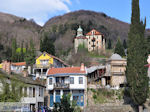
11 62 26 74
21 84 45 111
46 64 87 108
0 69 45 112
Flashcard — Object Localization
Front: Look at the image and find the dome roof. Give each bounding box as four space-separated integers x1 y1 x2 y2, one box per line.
77 25 83 32
110 53 122 60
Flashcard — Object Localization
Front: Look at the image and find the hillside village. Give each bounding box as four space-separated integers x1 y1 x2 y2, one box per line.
0 25 149 112
0 0 150 112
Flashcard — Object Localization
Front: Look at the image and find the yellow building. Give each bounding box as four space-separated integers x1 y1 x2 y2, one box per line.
0 63 2 69
35 52 53 68
33 52 68 79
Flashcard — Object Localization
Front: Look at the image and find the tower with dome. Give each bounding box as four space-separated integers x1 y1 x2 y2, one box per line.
74 25 106 53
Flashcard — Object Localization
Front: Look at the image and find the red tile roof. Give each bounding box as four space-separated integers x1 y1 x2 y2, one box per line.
86 29 103 36
12 62 26 66
47 67 86 75
36 51 69 66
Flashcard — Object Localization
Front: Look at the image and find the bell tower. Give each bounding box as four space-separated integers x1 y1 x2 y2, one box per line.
77 25 83 37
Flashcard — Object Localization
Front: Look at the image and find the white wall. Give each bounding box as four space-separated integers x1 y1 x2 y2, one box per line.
11 65 26 73
70 75 86 89
47 75 87 90
21 85 44 107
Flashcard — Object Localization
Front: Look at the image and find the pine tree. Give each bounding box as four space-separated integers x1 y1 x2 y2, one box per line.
25 39 35 66
114 38 125 56
126 0 149 110
147 36 150 53
11 38 17 62
20 41 24 61
123 39 127 49
40 33 55 55
107 38 112 49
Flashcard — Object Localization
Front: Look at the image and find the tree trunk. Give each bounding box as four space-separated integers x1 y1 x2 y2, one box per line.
139 105 143 112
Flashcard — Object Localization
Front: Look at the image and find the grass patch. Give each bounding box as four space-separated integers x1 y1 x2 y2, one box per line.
90 88 124 104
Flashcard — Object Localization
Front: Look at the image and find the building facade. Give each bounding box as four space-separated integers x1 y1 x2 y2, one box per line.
21 85 45 111
11 62 26 74
74 26 106 53
46 64 87 108
33 52 68 79
0 68 45 112
105 54 127 88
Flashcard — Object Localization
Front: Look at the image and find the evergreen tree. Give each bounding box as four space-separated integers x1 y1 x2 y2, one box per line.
114 38 125 56
123 39 127 49
11 38 17 62
147 36 150 53
40 33 55 55
53 94 76 112
25 39 35 66
20 41 24 61
107 38 112 49
126 0 149 110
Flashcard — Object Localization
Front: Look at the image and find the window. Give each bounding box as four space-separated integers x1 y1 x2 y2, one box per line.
79 77 83 84
39 87 43 97
70 77 74 84
29 87 32 97
33 87 35 97
49 78 53 85
41 88 43 97
24 87 27 97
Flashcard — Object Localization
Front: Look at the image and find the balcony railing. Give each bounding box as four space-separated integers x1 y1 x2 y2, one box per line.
54 83 70 89
34 64 50 68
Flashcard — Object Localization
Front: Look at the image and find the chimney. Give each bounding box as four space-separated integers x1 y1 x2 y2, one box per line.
80 63 85 71
23 70 28 77
2 60 11 74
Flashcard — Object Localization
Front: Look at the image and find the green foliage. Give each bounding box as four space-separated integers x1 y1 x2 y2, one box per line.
0 76 24 102
114 37 125 56
93 94 97 99
16 48 26 53
11 38 17 62
123 39 127 49
25 38 36 65
107 38 112 49
91 88 115 104
147 36 150 53
40 33 55 55
126 0 149 106
11 39 27 62
53 94 76 112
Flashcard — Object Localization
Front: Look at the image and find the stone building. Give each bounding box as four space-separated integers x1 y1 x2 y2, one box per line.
74 26 106 53
105 54 127 88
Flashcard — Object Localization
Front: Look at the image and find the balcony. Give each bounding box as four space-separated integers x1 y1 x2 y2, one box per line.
34 64 50 68
54 83 70 89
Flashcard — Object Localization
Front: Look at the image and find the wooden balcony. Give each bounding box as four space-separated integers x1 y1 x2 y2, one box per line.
54 83 70 89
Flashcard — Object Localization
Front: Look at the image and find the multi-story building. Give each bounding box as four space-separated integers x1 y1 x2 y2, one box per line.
87 65 106 88
46 64 87 108
105 54 127 88
0 67 45 112
74 26 106 53
87 54 127 89
33 52 68 79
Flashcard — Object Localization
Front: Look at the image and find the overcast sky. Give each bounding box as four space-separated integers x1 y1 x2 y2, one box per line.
0 0 149 28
